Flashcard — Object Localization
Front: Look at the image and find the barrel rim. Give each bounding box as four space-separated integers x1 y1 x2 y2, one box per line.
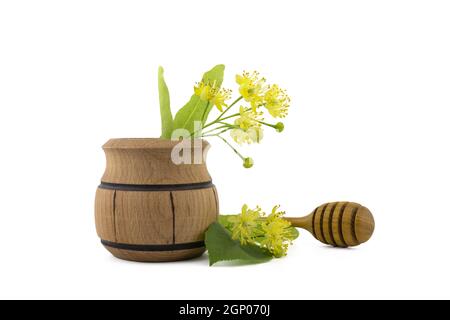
103 138 209 150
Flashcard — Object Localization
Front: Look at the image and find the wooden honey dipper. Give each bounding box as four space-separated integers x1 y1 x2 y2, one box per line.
284 202 375 247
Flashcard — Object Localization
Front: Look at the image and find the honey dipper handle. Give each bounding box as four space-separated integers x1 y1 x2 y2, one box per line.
284 215 313 233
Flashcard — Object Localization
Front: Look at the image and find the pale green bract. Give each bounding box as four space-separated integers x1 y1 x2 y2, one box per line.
158 66 173 139
172 65 225 135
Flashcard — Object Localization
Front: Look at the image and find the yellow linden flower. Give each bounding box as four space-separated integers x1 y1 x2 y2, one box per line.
247 127 264 144
264 84 291 118
230 127 263 145
194 81 231 112
194 81 215 101
230 129 248 145
230 107 264 144
266 205 287 222
235 106 262 130
260 226 289 257
260 205 293 257
228 205 262 244
211 88 232 112
236 71 267 111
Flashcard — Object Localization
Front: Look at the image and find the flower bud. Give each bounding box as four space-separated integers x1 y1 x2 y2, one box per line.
275 122 284 133
243 157 254 169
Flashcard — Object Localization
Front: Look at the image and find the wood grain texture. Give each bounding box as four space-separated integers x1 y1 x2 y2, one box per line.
322 202 338 246
104 246 205 262
94 188 116 242
212 186 219 219
341 202 360 247
313 204 327 244
172 188 218 243
331 202 348 247
115 191 174 245
355 205 375 244
285 201 375 248
101 138 211 185
94 138 219 262
95 188 218 245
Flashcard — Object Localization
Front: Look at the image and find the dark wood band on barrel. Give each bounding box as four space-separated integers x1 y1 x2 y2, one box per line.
98 181 214 192
101 240 205 252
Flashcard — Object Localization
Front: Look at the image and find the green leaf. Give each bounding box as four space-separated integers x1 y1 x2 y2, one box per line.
172 95 204 135
202 64 225 87
158 66 173 139
205 222 272 266
172 65 225 134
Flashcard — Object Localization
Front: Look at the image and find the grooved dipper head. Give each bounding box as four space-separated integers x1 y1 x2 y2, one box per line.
312 202 375 247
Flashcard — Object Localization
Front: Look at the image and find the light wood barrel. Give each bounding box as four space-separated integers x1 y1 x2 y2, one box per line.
95 138 219 262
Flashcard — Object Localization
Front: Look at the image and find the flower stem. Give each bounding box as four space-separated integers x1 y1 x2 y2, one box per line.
257 120 276 128
215 135 245 160
201 125 230 136
191 96 243 138
203 96 243 129
202 128 229 138
218 113 240 122
217 121 238 127
219 96 243 118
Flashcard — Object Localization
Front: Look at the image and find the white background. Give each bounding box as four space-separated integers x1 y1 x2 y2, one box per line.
1 0 449 300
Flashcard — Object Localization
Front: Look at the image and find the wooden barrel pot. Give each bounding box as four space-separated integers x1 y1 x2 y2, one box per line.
95 138 219 262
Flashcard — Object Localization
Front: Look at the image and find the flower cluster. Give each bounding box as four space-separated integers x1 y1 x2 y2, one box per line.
232 72 290 145
194 70 291 168
230 107 263 144
227 204 294 257
236 71 290 116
